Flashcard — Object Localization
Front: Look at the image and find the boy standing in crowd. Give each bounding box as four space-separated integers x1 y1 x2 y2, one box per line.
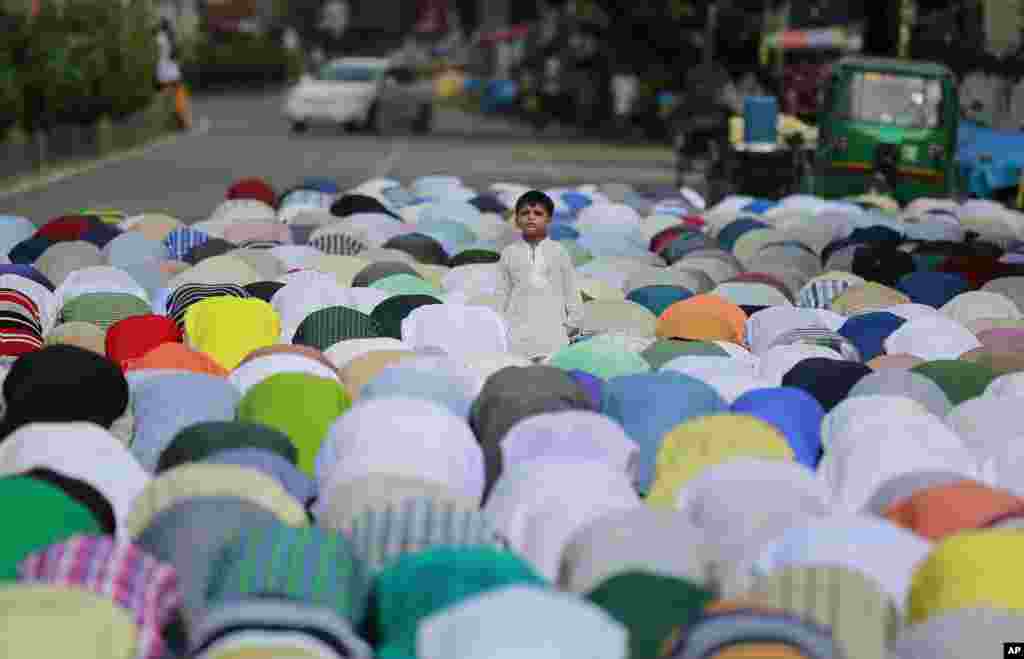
497 190 583 360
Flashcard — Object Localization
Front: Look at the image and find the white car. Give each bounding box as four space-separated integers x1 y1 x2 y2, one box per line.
284 57 434 134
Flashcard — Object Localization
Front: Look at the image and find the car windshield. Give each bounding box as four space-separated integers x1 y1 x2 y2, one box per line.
838 72 943 129
316 63 383 82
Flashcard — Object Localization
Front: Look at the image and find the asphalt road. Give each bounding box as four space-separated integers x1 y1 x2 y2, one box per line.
2 90 679 224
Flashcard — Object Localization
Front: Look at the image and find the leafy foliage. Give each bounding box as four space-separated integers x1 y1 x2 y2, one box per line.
181 30 304 91
8 0 158 133
0 12 23 135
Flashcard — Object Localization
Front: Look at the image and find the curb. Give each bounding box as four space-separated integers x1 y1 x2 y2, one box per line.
508 143 675 166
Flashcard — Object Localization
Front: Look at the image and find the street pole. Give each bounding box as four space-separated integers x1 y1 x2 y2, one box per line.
703 1 718 69
898 0 915 59
776 1 789 80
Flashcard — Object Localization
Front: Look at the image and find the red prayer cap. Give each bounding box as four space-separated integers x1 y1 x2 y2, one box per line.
650 225 690 254
226 177 277 208
105 314 182 367
937 255 1021 289
35 215 97 242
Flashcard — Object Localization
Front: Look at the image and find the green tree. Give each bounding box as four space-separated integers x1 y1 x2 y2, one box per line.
0 11 23 135
15 0 158 132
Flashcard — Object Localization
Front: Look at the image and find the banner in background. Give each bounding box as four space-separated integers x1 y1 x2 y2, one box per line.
764 27 862 51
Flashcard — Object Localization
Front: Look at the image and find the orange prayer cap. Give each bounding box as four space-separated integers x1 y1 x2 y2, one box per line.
884 480 1024 541
656 309 739 343
705 599 789 615
867 353 924 371
123 342 229 377
658 294 747 344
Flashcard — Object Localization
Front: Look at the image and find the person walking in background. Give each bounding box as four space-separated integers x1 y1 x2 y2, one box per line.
611 66 639 139
155 18 192 131
496 190 583 361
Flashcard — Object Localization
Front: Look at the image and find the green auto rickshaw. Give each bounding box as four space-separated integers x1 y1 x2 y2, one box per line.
810 56 960 204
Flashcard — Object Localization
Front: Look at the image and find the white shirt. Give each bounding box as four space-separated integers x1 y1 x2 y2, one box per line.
496 238 583 359
156 30 181 84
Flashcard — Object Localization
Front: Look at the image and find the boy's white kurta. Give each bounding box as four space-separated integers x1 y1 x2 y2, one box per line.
496 238 583 359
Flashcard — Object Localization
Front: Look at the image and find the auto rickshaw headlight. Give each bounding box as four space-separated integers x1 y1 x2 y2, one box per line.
833 136 848 152
928 143 945 159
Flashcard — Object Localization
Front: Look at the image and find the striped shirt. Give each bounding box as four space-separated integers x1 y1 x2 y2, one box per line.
18 535 181 659
162 227 211 261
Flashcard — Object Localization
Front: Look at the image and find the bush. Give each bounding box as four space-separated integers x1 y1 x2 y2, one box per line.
0 13 23 136
182 31 303 91
13 1 158 133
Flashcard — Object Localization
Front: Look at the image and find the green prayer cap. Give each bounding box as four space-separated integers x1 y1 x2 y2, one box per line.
0 476 102 580
157 420 298 472
910 359 999 405
236 372 351 477
586 571 713 659
372 546 547 659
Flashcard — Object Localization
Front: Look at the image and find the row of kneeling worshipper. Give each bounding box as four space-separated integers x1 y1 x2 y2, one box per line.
2 178 1024 657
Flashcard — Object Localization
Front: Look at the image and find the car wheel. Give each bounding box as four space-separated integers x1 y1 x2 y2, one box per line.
291 121 308 134
412 103 433 135
363 102 380 134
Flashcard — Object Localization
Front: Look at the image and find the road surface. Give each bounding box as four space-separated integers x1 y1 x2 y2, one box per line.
2 90 678 224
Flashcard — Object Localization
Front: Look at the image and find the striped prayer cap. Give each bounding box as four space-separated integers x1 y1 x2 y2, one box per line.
308 229 370 257
347 498 505 574
18 534 181 659
162 227 212 261
205 521 369 625
797 278 854 310
768 327 863 362
0 327 42 356
0 287 42 322
668 603 844 658
293 306 383 351
238 239 284 250
0 287 43 355
165 283 250 328
191 599 372 659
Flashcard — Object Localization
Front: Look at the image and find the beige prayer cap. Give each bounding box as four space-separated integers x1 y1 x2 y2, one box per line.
45 321 106 355
339 350 417 398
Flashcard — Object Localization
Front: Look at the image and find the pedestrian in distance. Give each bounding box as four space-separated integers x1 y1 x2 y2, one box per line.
155 18 193 131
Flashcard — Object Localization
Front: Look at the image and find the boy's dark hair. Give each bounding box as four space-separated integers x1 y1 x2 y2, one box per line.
514 190 555 218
